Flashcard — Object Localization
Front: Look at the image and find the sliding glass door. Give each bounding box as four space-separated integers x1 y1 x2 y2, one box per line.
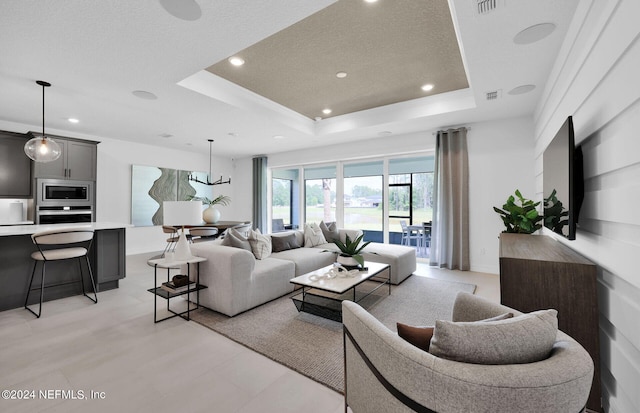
269 155 433 250
388 157 434 247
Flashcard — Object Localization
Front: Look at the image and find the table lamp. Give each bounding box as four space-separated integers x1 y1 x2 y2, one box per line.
163 201 202 261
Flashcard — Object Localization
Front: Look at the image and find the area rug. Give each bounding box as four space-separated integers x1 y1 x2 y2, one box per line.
190 275 476 393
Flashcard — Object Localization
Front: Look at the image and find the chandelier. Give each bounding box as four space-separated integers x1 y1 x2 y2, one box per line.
188 139 231 186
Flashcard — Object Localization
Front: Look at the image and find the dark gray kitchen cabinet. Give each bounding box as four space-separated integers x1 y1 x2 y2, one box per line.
0 131 32 197
30 132 97 181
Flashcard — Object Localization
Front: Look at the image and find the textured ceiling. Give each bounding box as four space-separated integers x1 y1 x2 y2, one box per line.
206 0 468 120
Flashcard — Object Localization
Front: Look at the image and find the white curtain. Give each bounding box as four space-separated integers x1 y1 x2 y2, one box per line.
429 128 470 270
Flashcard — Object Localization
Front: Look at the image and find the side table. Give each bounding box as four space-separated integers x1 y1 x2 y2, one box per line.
147 256 207 323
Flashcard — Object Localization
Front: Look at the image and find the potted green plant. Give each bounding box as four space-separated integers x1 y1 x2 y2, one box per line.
493 189 543 234
188 195 231 224
332 234 371 268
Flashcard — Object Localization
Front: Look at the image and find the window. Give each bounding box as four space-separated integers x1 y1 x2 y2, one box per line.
411 172 434 225
272 178 292 225
343 161 383 235
388 157 434 236
304 166 336 223
389 176 411 233
272 168 300 229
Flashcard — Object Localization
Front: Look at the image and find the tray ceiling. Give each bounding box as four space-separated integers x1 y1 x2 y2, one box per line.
206 0 468 120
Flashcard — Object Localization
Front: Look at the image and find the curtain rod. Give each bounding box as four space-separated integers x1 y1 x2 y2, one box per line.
432 127 470 135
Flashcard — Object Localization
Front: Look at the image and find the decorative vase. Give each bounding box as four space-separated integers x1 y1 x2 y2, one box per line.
203 206 220 224
337 255 360 268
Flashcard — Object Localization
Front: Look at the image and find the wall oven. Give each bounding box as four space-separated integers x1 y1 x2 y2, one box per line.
35 179 95 224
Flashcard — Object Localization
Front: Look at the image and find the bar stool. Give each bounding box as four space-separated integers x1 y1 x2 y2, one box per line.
25 228 98 318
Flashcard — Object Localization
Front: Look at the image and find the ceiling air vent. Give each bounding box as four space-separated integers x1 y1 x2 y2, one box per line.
477 0 497 14
485 90 502 100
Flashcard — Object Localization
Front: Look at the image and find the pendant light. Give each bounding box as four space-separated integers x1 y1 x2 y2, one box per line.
188 139 231 186
24 80 62 163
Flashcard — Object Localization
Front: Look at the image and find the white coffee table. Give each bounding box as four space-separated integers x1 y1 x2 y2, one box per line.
289 261 390 322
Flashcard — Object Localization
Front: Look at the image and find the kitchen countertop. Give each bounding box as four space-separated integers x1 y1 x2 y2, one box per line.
0 220 34 226
0 222 130 237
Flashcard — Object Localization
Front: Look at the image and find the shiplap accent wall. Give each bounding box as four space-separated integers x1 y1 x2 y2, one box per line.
534 1 640 412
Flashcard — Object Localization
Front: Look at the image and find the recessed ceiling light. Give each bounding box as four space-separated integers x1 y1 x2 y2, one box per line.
322 108 332 115
132 90 158 100
273 135 285 140
364 0 378 3
513 23 556 45
67 118 79 124
508 84 536 95
421 84 434 92
158 0 202 21
336 71 347 78
228 56 245 66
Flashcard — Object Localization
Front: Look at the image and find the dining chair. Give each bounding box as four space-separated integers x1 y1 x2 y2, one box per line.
400 220 422 249
272 218 285 233
189 226 219 243
162 225 194 256
25 228 98 318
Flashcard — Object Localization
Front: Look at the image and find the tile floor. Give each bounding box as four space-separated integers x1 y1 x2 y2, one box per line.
0 252 499 413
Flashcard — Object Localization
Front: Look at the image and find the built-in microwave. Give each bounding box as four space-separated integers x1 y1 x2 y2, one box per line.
36 179 94 207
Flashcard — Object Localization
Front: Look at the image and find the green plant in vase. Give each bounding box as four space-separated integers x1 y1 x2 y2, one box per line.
332 234 371 268
493 189 543 234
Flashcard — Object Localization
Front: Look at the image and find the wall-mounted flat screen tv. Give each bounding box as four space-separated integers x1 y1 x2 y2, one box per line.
543 116 584 240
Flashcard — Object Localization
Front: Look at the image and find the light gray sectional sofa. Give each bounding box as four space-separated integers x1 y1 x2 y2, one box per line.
188 229 416 317
342 292 594 413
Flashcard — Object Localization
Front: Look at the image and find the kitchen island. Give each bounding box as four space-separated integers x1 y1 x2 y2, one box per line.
0 222 128 312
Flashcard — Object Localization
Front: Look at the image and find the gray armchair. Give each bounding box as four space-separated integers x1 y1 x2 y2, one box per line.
342 293 594 413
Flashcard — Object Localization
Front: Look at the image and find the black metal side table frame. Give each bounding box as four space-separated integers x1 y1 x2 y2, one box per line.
147 257 207 323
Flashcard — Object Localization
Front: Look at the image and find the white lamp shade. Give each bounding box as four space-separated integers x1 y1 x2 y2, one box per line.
162 201 202 226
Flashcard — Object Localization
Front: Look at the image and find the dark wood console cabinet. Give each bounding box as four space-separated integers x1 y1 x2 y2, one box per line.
499 233 601 412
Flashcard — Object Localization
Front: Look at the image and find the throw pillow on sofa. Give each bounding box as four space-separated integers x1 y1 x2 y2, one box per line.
304 222 327 247
271 232 301 252
397 313 513 352
248 228 272 260
320 221 340 243
397 323 434 351
429 309 558 365
221 228 252 251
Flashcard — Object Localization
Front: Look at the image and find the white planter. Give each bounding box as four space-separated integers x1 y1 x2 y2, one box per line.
337 255 360 268
203 206 221 224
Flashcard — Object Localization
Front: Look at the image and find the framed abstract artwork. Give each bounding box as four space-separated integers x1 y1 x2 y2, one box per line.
131 165 209 226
